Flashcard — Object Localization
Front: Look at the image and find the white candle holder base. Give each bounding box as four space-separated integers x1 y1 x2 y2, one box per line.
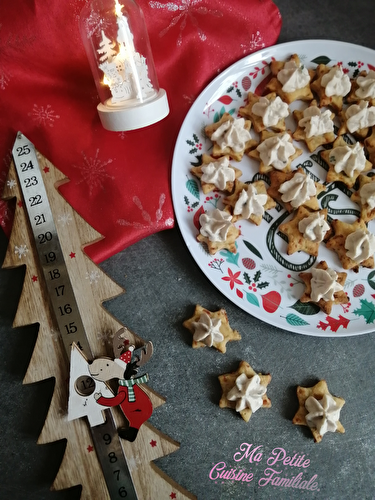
98 88 169 131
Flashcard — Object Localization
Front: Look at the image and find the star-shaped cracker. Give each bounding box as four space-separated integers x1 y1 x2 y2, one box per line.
279 207 331 256
320 136 372 188
267 167 325 213
239 92 289 133
248 130 302 174
190 154 242 194
310 64 351 112
347 70 375 106
326 218 375 271
351 174 375 222
218 361 271 422
264 53 315 104
204 112 256 161
223 179 276 226
299 260 348 314
183 305 241 353
337 100 375 139
292 100 335 153
364 126 375 164
197 208 240 255
293 380 345 443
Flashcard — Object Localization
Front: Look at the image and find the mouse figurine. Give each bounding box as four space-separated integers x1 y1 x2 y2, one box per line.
89 328 153 442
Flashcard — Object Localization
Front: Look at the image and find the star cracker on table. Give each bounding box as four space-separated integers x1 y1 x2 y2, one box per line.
279 207 331 256
247 130 302 174
293 379 345 443
239 91 289 133
223 179 276 226
320 136 372 188
292 100 336 153
264 53 315 104
299 260 348 314
218 361 271 422
183 305 241 353
325 218 375 271
267 167 325 213
351 174 375 222
190 154 242 194
310 64 350 112
204 112 257 162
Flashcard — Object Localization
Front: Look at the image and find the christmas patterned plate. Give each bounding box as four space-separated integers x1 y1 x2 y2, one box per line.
171 39 375 337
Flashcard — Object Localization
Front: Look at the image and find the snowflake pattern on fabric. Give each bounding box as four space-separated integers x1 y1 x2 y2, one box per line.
74 149 115 196
28 104 60 128
0 67 10 90
241 30 266 54
117 193 173 229
149 0 223 46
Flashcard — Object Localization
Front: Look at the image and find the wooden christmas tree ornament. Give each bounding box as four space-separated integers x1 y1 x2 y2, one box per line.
2 132 195 500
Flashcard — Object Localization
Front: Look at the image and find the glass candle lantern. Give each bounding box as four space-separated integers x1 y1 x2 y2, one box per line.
80 0 169 131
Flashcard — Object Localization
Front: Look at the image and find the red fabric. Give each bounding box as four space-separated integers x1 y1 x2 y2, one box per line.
0 0 281 263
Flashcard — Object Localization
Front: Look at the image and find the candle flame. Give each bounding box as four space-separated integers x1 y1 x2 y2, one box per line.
103 75 110 86
114 0 123 17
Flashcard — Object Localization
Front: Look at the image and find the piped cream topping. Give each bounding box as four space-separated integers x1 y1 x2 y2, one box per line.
346 100 375 133
360 182 375 209
355 70 375 99
277 60 310 93
199 209 233 242
257 133 296 170
279 172 316 208
211 118 252 153
191 312 224 347
329 142 366 177
298 212 330 242
310 267 343 302
305 394 342 436
233 185 268 219
321 66 351 97
251 96 289 127
345 228 375 262
227 373 267 413
201 157 235 190
298 106 334 138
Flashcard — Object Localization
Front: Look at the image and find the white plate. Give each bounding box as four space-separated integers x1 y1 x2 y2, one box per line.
172 39 375 337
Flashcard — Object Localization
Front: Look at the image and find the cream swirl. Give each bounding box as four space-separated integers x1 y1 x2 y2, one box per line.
346 100 375 133
251 96 289 127
305 394 342 436
277 60 310 92
279 172 316 208
298 106 334 138
360 182 375 209
345 228 375 262
191 312 224 347
310 267 343 302
234 185 268 219
329 142 366 177
355 70 375 99
227 373 267 413
211 118 252 153
321 66 351 97
298 212 330 242
201 157 235 190
257 133 296 170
